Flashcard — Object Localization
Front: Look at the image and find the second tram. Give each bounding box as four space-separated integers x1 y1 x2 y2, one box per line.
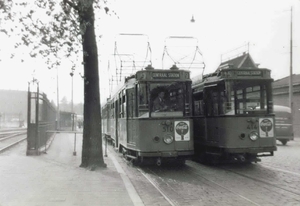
102 65 194 165
192 65 277 163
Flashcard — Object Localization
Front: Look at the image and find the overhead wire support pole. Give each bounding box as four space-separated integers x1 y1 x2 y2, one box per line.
70 70 74 131
289 6 293 114
56 67 60 131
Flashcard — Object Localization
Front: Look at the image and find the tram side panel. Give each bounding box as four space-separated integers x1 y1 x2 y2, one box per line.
200 117 275 150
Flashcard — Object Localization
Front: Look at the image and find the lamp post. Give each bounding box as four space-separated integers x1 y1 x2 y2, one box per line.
56 68 60 131
190 15 195 23
289 7 293 114
70 70 74 131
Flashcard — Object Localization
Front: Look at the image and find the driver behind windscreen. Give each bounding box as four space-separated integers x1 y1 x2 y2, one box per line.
153 91 168 112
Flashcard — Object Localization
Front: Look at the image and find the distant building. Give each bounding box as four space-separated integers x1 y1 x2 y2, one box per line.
272 74 300 137
216 52 259 72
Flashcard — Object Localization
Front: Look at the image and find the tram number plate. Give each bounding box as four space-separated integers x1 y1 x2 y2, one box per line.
247 124 257 129
163 125 173 132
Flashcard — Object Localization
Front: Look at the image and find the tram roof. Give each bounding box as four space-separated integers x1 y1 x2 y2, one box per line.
106 65 191 101
192 67 273 89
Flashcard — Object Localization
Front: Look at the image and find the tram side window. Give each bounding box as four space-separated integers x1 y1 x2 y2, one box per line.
206 91 218 116
118 93 122 118
212 92 219 115
111 103 114 119
193 92 204 116
219 91 226 115
118 91 126 118
122 92 126 118
138 83 148 117
205 88 228 116
127 88 136 119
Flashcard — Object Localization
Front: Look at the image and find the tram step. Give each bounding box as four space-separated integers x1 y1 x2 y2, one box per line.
205 152 222 156
126 154 138 160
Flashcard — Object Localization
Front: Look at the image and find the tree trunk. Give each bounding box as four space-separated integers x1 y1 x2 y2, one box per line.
79 3 106 169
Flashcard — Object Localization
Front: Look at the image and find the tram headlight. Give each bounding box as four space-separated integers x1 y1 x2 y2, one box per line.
163 134 174 144
165 120 171 126
249 131 259 141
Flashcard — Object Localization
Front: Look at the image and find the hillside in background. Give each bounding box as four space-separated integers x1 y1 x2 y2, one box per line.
0 90 27 121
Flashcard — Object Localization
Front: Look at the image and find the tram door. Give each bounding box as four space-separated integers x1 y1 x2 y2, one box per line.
127 87 136 144
114 98 119 148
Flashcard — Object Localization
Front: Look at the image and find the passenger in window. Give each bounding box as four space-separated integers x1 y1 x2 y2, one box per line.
153 91 168 112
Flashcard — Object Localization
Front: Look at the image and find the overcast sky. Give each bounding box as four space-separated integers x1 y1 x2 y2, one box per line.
0 0 299 104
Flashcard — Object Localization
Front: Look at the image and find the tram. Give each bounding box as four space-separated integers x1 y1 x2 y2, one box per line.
192 64 277 163
102 65 194 165
274 105 294 145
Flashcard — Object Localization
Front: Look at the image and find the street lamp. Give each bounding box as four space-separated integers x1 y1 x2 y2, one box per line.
190 15 195 23
56 68 60 131
70 70 74 131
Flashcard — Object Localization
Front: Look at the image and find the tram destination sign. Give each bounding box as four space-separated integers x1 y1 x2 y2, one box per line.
235 70 262 76
152 72 180 79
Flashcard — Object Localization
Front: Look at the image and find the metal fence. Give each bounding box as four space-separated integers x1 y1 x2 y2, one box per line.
27 82 57 155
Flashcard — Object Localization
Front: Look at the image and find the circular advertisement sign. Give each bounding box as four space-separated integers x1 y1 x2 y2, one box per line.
260 119 273 132
175 122 189 140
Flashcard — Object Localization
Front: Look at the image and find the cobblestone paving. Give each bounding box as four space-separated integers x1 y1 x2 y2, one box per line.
125 138 300 206
261 138 300 174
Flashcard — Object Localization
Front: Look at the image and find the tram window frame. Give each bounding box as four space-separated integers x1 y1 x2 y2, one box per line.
122 90 126 118
118 93 122 118
149 82 187 117
193 92 205 116
126 87 136 119
203 84 226 117
137 83 149 117
230 82 269 115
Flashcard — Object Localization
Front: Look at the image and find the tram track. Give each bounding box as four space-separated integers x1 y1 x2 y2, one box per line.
141 163 261 206
134 160 300 206
0 130 27 153
138 167 177 206
261 163 300 177
189 161 300 204
217 163 300 197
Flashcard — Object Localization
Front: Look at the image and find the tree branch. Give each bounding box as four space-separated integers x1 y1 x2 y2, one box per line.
63 0 79 11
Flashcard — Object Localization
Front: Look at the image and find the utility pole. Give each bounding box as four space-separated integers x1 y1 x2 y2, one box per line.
56 68 60 130
70 70 74 131
289 7 293 113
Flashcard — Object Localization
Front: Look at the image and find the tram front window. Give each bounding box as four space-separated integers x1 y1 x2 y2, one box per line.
228 82 271 115
204 81 271 116
150 82 187 117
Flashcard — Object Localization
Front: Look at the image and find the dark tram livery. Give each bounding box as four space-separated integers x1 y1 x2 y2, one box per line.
192 64 277 163
102 65 194 165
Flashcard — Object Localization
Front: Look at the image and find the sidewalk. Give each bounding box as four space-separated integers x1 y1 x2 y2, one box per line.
0 132 144 206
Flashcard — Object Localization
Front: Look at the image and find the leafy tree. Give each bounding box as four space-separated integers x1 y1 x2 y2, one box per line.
1 0 111 169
